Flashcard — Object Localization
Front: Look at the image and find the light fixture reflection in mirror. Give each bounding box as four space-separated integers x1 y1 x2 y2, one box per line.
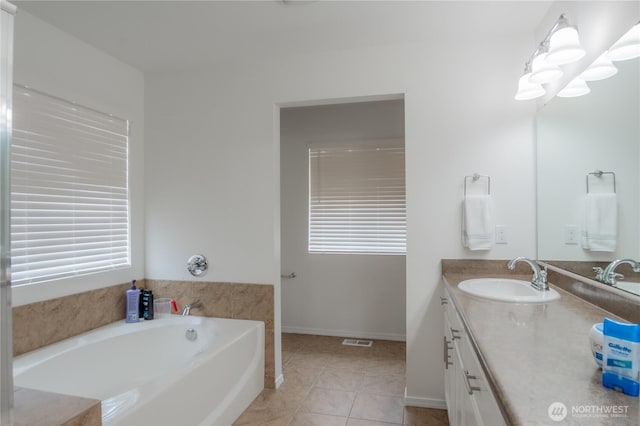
608 21 640 61
580 53 618 81
556 77 590 97
536 44 640 295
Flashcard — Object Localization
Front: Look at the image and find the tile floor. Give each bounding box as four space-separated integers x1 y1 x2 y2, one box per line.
234 333 449 426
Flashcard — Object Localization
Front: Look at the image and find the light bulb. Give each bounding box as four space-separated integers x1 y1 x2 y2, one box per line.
557 77 590 98
529 53 563 84
514 72 545 100
546 26 586 65
608 23 640 61
580 53 618 81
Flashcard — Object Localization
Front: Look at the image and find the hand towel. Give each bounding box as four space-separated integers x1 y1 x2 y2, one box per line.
462 194 494 251
581 193 617 252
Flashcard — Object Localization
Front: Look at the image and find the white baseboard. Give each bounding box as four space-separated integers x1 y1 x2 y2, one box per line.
404 388 447 410
281 325 405 342
274 374 284 389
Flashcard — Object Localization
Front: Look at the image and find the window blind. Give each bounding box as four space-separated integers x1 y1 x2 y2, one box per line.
11 86 130 285
309 139 406 254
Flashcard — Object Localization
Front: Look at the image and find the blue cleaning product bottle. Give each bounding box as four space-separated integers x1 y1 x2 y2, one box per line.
125 280 140 323
602 318 640 397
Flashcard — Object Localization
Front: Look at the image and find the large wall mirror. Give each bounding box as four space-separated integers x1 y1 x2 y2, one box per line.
537 49 639 295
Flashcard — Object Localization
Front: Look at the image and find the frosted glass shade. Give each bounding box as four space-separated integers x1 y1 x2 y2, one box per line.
529 53 563 84
580 53 618 81
608 23 640 61
557 77 590 98
546 26 586 65
514 73 545 100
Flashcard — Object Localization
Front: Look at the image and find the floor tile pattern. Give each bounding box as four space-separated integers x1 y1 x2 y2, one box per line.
234 333 449 426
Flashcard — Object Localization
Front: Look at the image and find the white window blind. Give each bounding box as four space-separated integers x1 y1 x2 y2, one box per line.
11 86 130 285
309 139 406 254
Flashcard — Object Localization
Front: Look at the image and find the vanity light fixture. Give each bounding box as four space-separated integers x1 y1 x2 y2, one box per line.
514 64 546 100
529 47 564 84
515 14 584 101
546 15 586 65
557 76 590 98
608 21 640 61
580 52 618 81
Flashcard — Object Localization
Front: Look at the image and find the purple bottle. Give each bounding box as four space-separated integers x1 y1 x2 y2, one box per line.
125 280 140 323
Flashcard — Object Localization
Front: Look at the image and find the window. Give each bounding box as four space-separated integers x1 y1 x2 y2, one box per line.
11 86 130 285
308 139 406 254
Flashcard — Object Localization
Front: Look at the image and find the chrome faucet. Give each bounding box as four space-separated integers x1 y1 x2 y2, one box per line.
182 300 202 316
594 259 640 286
507 257 549 291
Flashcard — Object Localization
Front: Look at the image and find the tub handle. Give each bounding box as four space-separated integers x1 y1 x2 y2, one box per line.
187 254 208 277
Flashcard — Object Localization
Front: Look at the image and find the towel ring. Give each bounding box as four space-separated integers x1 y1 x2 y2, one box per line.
586 170 616 194
464 173 490 196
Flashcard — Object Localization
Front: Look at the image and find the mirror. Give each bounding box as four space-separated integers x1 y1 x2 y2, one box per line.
536 55 640 295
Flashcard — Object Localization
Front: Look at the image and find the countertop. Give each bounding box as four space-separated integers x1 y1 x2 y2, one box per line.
443 272 640 425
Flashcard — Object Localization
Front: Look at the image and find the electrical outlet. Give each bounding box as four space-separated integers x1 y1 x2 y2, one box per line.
495 225 509 244
564 225 579 245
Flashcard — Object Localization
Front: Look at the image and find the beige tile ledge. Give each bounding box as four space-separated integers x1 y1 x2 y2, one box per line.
14 387 101 426
442 266 639 425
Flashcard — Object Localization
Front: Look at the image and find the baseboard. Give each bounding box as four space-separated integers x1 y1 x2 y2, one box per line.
404 388 447 410
281 325 405 342
275 374 284 389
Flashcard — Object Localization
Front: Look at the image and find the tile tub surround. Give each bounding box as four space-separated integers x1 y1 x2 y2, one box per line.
144 279 276 388
13 279 276 388
13 282 131 356
442 268 640 425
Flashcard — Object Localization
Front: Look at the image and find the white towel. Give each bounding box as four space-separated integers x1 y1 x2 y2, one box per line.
462 194 494 251
581 193 617 252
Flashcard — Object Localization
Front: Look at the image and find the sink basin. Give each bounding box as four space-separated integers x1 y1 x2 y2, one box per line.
458 278 560 303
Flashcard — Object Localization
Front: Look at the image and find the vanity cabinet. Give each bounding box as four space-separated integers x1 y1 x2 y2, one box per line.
442 287 505 426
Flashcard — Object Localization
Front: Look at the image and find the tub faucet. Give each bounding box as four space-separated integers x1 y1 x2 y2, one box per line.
595 259 640 286
507 257 548 291
182 300 202 316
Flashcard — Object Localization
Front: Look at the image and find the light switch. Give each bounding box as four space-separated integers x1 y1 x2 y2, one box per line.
564 225 579 245
495 225 509 244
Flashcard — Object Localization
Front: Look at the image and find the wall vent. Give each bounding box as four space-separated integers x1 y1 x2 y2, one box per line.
342 338 373 347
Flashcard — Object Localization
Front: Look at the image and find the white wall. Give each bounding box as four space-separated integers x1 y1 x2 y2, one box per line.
145 33 537 401
537 59 639 261
280 100 406 341
12 10 145 306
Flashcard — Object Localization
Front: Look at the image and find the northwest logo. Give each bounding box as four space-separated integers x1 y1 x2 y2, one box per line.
548 402 568 422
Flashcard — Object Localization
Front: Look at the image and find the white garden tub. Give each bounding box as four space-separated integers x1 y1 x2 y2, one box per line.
14 316 264 426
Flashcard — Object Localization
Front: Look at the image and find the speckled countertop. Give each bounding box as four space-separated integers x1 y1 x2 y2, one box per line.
443 272 640 425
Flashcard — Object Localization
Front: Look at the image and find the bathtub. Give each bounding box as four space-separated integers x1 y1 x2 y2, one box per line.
14 316 264 426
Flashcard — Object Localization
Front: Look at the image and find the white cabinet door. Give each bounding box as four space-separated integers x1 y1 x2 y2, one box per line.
442 286 506 426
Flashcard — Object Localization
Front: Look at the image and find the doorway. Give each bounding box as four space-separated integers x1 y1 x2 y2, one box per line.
279 98 406 341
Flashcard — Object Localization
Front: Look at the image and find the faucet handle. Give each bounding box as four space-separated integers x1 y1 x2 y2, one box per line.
593 267 605 281
539 267 548 283
609 272 624 285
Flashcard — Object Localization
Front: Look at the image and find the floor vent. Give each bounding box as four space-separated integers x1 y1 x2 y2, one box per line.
342 338 373 347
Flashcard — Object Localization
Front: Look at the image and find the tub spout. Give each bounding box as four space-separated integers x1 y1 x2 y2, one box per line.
182 300 202 316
